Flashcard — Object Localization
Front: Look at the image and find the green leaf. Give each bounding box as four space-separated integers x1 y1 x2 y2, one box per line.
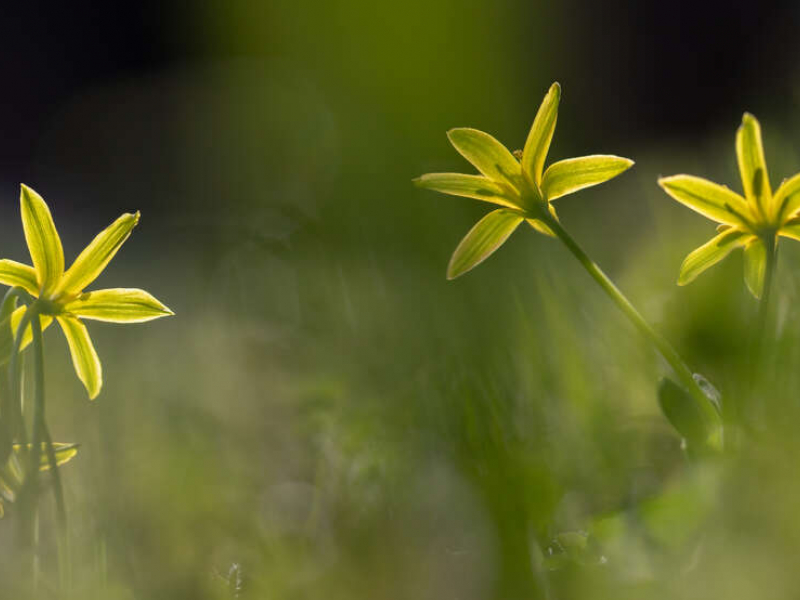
773 172 800 220
56 212 140 295
541 155 634 201
57 316 102 400
678 229 751 285
20 184 64 295
446 128 523 191
521 82 560 184
447 209 523 279
0 260 39 296
743 237 767 299
657 378 711 448
64 288 174 323
413 173 521 208
736 113 772 214
659 175 752 226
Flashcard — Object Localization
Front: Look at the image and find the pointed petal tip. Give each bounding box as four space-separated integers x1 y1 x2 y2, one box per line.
549 82 561 96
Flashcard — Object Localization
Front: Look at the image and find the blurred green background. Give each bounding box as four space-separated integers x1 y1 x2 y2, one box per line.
2 1 800 598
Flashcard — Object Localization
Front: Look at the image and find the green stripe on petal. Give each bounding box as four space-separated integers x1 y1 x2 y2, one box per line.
659 175 752 227
64 288 173 323
743 237 767 299
413 173 521 208
447 209 523 279
522 82 560 185
0 260 39 296
736 113 772 215
20 184 64 294
678 229 751 286
446 128 523 191
56 212 140 295
542 155 634 201
57 316 102 400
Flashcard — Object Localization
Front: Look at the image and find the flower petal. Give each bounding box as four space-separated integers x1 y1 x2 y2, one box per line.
56 212 140 295
447 209 523 279
64 288 173 323
446 128 523 191
57 316 102 400
743 237 767 299
522 82 560 185
736 113 772 214
12 443 79 470
541 155 634 201
527 218 556 237
773 172 800 220
659 175 751 226
677 229 751 286
779 218 800 242
20 184 64 294
0 260 38 296
413 173 521 208
8 306 53 353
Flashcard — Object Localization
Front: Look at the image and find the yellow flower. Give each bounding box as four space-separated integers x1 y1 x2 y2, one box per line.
659 113 800 298
414 82 633 279
0 185 174 399
0 443 77 518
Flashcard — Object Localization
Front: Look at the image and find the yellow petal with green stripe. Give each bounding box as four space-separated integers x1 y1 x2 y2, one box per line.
678 229 751 286
522 82 560 184
56 212 140 295
447 128 523 192
20 184 64 295
0 260 38 296
743 237 767 299
736 113 772 215
774 173 800 220
659 175 752 227
413 173 521 208
57 316 102 400
447 209 523 279
65 288 173 323
542 155 634 201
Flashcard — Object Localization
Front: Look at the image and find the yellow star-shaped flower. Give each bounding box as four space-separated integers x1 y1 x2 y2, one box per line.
0 184 174 399
414 82 634 279
659 113 800 298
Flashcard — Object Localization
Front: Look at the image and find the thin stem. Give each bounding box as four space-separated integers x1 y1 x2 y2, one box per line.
748 234 778 426
542 214 721 441
757 234 777 339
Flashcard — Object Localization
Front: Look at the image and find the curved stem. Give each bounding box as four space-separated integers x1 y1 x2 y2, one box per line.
542 214 722 443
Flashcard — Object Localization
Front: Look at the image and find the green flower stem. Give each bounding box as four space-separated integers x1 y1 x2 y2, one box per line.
758 234 777 336
32 312 70 592
542 214 721 440
1 286 32 449
13 306 36 555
